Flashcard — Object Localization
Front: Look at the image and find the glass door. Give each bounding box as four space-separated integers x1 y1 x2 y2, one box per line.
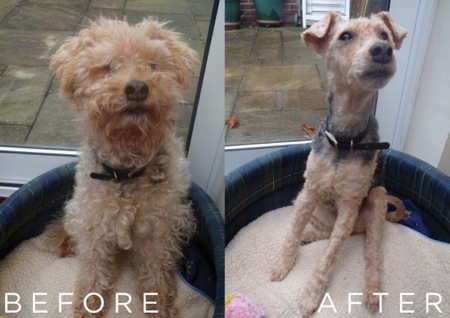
0 0 217 197
225 0 428 173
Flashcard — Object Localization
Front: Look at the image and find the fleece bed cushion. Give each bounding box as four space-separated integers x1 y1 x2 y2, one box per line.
0 234 214 318
225 206 450 317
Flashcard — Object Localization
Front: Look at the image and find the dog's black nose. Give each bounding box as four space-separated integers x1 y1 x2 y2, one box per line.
125 81 149 102
370 43 393 64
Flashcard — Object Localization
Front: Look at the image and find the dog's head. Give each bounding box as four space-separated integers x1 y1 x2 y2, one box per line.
302 12 407 91
50 18 198 160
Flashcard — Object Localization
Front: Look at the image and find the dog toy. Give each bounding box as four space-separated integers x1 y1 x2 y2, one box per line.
225 292 266 318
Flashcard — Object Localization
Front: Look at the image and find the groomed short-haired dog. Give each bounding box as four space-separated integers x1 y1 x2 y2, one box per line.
270 12 409 317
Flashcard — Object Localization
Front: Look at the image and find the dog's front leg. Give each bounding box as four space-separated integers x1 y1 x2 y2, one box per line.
360 186 387 312
132 245 179 318
73 245 119 318
270 187 317 281
300 201 359 317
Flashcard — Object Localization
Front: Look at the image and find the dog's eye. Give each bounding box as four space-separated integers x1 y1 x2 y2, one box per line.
105 63 117 72
379 32 389 41
98 64 113 75
149 63 157 71
339 32 353 41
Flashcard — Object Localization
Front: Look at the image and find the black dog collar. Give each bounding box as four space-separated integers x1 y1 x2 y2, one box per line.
325 131 390 151
90 163 145 182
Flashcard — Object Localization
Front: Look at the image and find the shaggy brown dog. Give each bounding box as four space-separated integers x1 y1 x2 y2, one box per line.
270 12 409 317
44 18 198 317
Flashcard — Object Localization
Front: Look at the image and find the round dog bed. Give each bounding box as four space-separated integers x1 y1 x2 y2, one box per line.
225 144 450 316
226 144 450 244
0 162 224 317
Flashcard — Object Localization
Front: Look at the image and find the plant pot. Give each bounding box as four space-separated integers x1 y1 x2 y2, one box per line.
253 0 283 26
225 0 241 27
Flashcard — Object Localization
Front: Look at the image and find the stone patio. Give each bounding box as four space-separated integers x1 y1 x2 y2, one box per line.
225 26 328 145
0 0 212 149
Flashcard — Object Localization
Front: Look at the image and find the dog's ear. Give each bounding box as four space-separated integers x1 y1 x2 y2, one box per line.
373 11 407 49
301 12 341 55
140 20 199 89
164 35 199 89
50 31 92 99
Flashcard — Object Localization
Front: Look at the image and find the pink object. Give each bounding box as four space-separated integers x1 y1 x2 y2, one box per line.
225 293 266 318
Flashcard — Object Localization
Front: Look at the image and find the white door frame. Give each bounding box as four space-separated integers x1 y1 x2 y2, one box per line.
377 0 438 149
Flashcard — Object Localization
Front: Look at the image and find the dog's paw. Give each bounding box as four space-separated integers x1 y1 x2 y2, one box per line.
365 292 380 312
270 260 295 281
365 283 381 312
299 283 326 317
299 295 319 318
270 266 289 281
270 254 298 281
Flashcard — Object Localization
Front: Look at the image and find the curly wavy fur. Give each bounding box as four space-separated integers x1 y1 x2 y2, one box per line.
44 18 198 318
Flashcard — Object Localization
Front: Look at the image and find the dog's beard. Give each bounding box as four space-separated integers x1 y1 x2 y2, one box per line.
351 56 396 91
85 100 173 167
359 67 394 90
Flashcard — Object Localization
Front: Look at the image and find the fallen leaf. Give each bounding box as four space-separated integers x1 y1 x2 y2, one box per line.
225 115 240 129
301 123 316 137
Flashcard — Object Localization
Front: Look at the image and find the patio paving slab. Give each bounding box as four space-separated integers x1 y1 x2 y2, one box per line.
126 0 191 14
240 65 322 92
225 108 326 144
282 89 327 111
0 125 29 145
188 0 214 20
1 2 88 31
26 90 81 148
0 0 20 21
90 0 125 10
0 0 211 148
0 30 72 66
249 47 282 66
0 65 53 126
225 25 328 145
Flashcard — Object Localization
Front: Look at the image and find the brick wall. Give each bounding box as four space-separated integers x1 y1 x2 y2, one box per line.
240 0 300 25
238 0 389 25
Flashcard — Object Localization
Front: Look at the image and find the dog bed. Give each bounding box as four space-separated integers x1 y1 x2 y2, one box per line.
0 162 224 317
226 205 450 317
225 144 450 317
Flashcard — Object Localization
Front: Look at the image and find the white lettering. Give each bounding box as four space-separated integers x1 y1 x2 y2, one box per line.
59 293 73 313
33 293 48 313
5 293 21 313
84 292 104 313
400 293 415 313
115 293 132 313
317 293 337 313
373 292 389 313
143 292 159 314
348 293 363 313
426 293 443 313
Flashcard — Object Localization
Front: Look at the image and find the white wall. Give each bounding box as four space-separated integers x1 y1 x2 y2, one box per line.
403 0 450 170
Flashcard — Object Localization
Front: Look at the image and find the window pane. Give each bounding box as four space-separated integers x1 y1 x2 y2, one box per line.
0 0 213 149
225 0 390 146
